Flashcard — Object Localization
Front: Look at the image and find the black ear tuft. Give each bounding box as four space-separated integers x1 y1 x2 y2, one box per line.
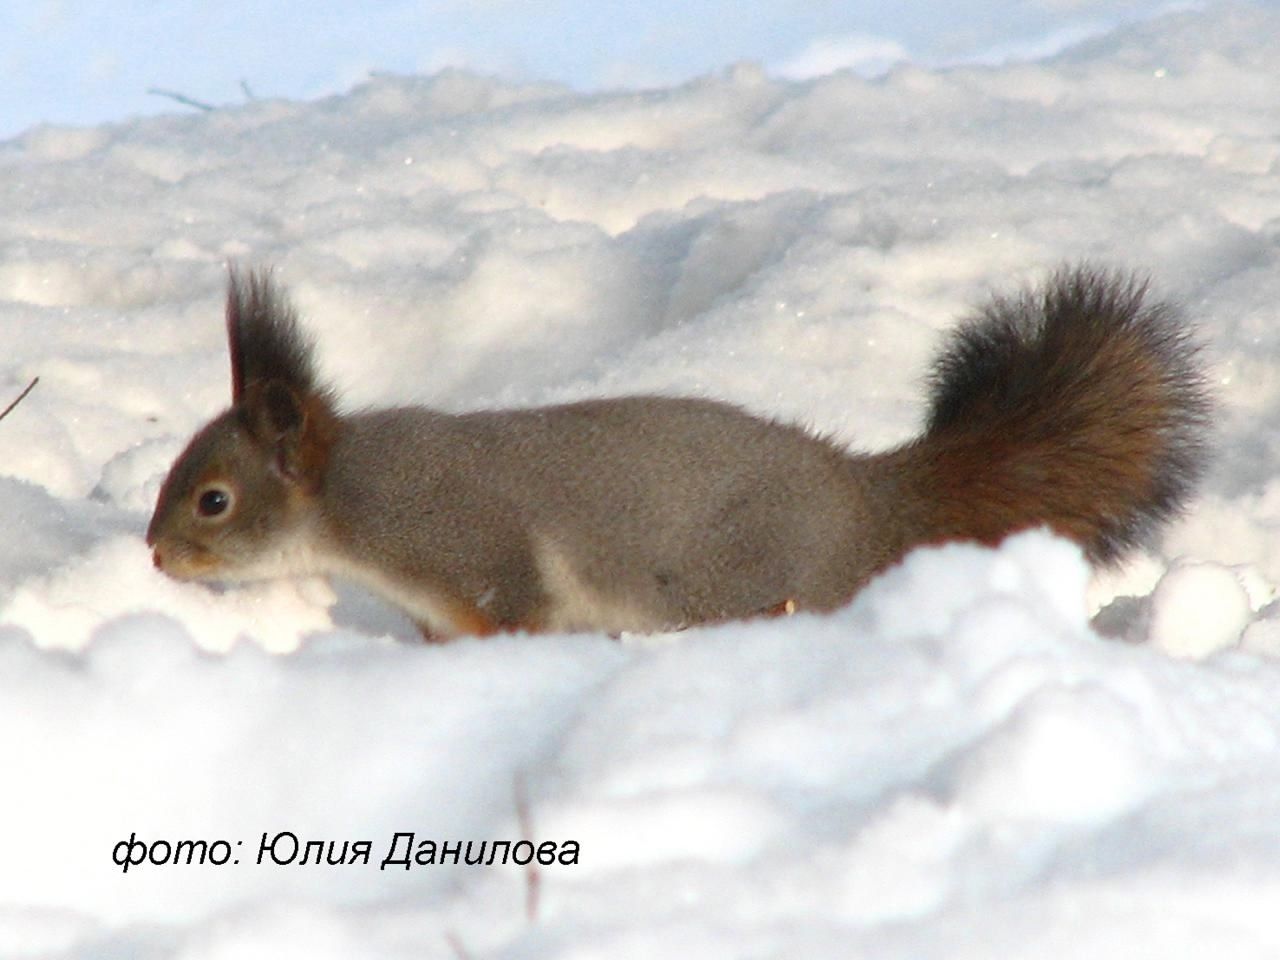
226 265 322 404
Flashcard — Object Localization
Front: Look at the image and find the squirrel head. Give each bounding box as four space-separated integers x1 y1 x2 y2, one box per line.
146 268 339 582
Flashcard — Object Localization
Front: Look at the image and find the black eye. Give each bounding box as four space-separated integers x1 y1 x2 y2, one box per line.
197 488 231 518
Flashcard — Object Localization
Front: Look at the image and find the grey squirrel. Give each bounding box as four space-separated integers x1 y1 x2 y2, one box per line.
146 265 1209 639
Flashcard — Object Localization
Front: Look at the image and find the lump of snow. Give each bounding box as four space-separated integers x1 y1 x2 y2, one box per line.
1146 559 1253 659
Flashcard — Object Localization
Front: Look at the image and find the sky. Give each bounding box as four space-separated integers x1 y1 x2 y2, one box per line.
0 0 1213 141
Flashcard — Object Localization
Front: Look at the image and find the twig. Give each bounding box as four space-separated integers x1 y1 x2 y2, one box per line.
0 377 38 423
240 79 257 101
146 88 216 112
440 774 544 957
514 772 541 924
443 931 473 960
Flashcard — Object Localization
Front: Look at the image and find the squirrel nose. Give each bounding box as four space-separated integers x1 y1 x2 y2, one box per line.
151 546 164 571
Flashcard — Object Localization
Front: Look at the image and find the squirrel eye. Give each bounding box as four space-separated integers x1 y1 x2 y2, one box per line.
196 487 232 518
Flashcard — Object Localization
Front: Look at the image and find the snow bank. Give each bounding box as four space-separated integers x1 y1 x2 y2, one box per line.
3 4 1280 957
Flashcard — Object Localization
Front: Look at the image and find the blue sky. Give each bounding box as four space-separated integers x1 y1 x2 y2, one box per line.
0 0 1212 139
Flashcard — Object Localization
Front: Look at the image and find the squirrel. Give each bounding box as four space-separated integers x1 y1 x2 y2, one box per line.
146 265 1209 640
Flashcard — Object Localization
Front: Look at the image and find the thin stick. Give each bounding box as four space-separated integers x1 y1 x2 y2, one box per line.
146 88 216 112
440 777 540 956
443 930 472 960
0 377 38 423
514 773 541 923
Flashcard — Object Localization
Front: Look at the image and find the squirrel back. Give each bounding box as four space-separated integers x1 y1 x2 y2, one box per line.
146 265 1208 639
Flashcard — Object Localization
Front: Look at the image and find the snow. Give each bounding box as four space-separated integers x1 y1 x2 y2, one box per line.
3 3 1280 956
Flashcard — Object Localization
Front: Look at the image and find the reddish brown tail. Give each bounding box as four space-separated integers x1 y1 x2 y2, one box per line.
883 266 1210 565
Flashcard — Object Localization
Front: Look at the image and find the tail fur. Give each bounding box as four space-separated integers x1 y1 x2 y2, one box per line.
883 265 1210 565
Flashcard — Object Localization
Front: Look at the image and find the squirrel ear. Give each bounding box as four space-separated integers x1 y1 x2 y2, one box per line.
223 266 337 492
242 380 334 491
262 379 305 438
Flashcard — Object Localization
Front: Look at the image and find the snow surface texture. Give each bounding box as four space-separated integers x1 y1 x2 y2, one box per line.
3 4 1280 957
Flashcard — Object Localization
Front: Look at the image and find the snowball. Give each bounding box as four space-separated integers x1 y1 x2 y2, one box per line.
1145 560 1253 660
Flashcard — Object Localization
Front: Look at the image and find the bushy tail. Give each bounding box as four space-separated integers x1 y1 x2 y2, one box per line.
881 265 1210 565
